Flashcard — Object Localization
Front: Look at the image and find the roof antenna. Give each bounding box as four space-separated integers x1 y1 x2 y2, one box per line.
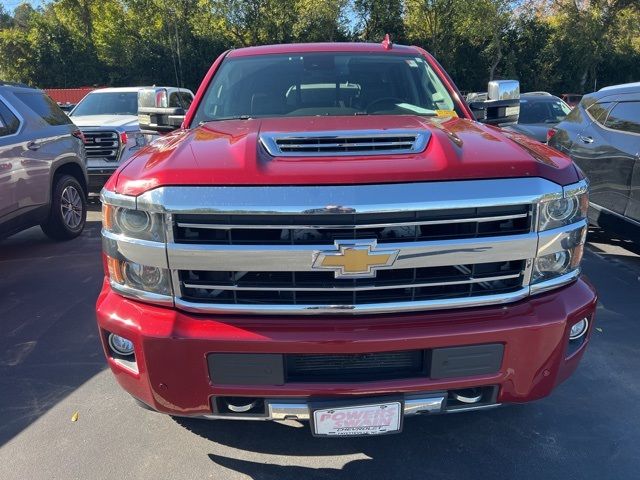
382 34 393 50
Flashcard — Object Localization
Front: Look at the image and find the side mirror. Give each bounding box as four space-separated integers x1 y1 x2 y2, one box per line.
469 80 520 126
138 88 185 133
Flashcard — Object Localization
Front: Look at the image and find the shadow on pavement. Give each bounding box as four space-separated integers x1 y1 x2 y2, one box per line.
174 385 638 480
0 207 106 446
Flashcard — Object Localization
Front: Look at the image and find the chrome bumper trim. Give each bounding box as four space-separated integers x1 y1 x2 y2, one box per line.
202 393 448 421
175 286 530 315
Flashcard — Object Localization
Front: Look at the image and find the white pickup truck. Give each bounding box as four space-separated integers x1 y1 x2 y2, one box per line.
69 86 193 194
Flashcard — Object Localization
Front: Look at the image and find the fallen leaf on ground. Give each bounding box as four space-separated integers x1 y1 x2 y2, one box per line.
71 411 79 422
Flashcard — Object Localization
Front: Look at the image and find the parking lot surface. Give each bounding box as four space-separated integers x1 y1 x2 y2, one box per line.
0 209 638 480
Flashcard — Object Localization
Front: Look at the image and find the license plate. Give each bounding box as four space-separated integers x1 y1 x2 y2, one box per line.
312 401 402 437
138 114 151 125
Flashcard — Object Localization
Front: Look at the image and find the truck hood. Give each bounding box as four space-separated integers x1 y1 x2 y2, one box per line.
110 115 579 196
70 114 139 129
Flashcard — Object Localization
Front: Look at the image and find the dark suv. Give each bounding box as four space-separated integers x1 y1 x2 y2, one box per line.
0 82 88 240
549 82 640 238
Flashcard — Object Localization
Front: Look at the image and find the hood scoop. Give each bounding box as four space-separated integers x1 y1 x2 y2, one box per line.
260 129 430 157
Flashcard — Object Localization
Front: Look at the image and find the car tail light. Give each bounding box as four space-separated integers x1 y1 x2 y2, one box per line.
546 128 557 143
72 129 86 143
119 131 128 145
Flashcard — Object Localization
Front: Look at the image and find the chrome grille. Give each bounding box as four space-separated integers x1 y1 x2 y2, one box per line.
259 129 430 157
82 130 120 161
101 178 568 315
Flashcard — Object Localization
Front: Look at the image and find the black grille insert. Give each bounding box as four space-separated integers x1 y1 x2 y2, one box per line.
286 350 426 382
174 205 531 245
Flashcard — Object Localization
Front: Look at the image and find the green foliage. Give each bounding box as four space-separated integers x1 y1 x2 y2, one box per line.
0 0 637 94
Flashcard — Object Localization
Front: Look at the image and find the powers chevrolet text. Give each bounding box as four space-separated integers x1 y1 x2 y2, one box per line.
96 41 597 437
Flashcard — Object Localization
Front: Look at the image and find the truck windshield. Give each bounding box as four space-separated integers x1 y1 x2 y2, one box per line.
192 53 458 124
71 92 138 116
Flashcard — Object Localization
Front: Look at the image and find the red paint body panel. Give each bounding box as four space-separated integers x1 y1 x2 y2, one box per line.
111 115 578 196
96 278 597 416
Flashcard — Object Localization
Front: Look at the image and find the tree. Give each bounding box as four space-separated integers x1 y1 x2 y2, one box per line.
353 0 405 42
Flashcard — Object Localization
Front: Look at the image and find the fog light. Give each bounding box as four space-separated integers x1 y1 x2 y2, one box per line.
569 318 589 341
108 333 134 356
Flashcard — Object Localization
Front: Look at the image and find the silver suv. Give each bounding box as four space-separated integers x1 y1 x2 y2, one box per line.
0 82 88 240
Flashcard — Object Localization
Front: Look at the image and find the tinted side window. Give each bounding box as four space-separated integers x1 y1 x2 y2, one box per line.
0 99 21 137
587 102 612 125
14 91 72 126
604 101 640 134
169 92 193 109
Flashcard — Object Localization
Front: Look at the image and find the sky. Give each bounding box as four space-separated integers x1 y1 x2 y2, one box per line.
1 0 46 12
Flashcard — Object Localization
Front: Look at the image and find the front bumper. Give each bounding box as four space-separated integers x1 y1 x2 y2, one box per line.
88 168 117 194
96 277 597 418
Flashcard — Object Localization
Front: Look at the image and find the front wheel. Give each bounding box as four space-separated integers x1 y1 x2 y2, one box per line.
41 174 87 240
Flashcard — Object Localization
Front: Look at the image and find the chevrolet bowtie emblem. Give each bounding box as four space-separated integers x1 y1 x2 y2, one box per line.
312 240 399 278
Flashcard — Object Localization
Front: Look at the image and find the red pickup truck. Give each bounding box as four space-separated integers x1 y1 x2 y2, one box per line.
96 40 596 437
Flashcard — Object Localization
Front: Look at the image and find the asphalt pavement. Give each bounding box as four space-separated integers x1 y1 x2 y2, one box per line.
0 208 639 480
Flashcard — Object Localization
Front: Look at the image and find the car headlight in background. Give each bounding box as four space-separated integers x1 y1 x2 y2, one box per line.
133 132 147 148
102 204 165 242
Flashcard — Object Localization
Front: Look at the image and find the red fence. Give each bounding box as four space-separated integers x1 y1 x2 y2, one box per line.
45 87 96 104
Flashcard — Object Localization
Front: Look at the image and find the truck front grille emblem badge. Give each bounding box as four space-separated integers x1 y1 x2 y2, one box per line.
312 240 400 278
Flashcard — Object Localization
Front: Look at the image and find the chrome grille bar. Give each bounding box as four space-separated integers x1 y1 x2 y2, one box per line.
175 288 531 315
175 213 529 230
166 234 537 272
183 272 522 292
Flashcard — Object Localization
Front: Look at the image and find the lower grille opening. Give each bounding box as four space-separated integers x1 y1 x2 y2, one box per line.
286 351 427 383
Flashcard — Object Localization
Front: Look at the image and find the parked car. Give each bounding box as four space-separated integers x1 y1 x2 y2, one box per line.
505 93 572 142
561 93 583 108
549 82 640 239
57 102 76 113
97 40 595 436
0 82 87 240
69 86 193 194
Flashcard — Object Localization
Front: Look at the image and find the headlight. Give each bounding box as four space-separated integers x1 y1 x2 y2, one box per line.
538 191 588 231
135 133 147 147
532 180 588 291
107 257 172 296
103 205 165 242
